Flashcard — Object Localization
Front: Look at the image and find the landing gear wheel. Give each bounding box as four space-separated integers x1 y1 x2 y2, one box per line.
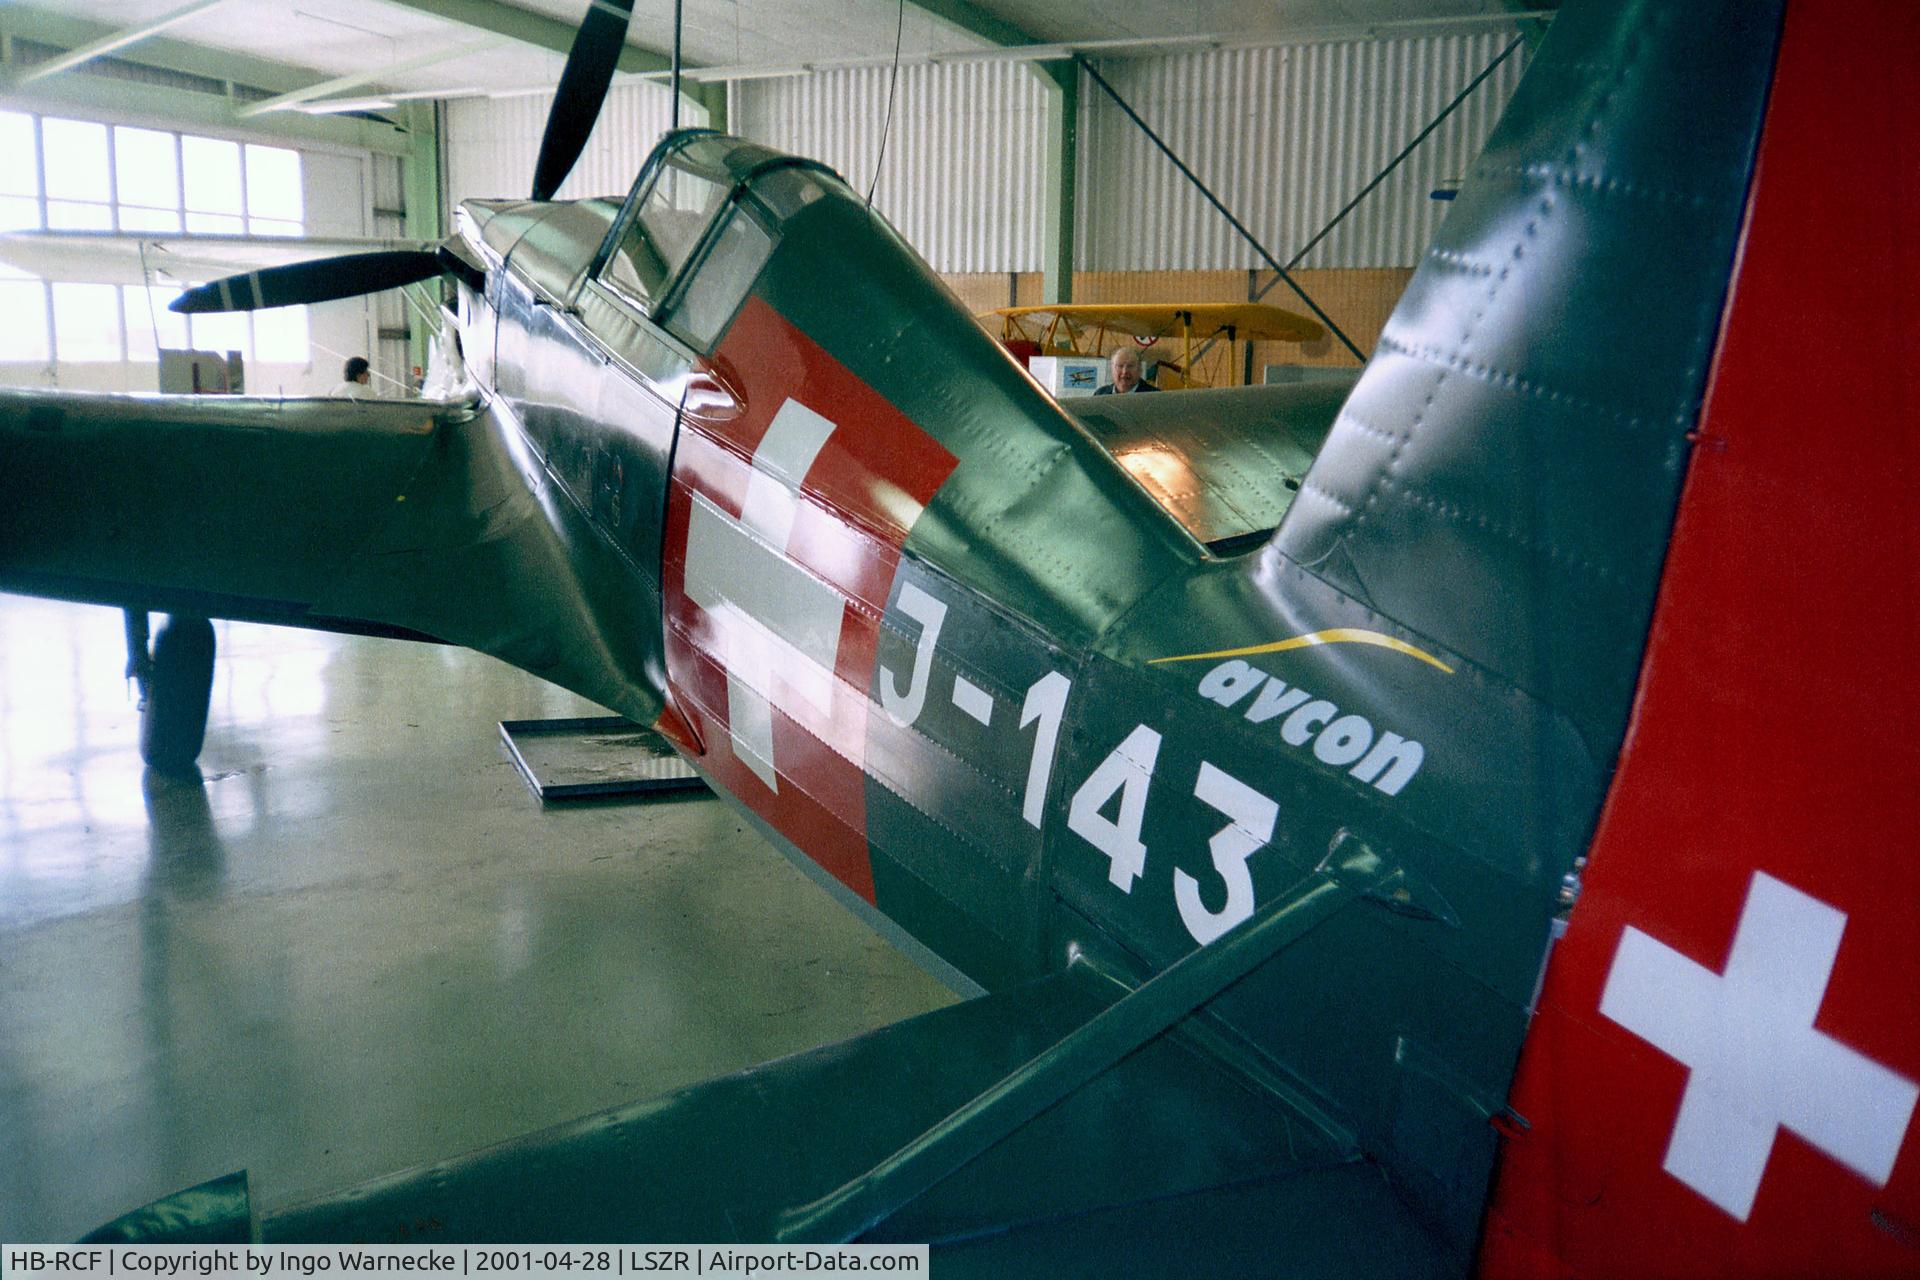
139 615 215 774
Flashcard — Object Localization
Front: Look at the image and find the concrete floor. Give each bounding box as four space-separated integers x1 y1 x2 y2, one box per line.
0 593 953 1240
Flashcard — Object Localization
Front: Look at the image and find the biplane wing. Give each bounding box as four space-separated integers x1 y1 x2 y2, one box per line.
993 301 1324 345
992 301 1328 390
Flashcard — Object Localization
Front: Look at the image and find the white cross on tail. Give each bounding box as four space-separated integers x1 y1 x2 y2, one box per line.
1600 870 1918 1221
683 399 847 793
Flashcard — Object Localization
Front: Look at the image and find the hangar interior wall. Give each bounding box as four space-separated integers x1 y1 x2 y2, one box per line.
444 81 710 207
730 27 1527 275
1070 31 1526 272
435 27 1529 369
731 61 1049 276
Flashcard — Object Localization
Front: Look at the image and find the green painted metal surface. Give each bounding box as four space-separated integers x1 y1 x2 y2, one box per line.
81 1173 252 1245
0 0 1792 1266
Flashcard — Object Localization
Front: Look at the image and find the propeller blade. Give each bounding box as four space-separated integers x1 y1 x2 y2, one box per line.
168 250 450 313
531 0 636 201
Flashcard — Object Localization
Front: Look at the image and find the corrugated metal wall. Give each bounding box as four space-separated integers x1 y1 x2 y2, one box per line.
437 31 1529 274
733 62 1049 275
444 80 707 207
1075 31 1527 270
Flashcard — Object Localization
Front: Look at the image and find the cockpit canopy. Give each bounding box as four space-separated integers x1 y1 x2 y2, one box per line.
591 130 828 354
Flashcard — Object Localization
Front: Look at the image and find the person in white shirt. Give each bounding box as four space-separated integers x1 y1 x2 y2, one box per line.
328 356 374 399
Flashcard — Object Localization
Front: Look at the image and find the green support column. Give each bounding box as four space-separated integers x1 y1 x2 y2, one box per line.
692 81 727 133
401 100 444 382
1034 61 1076 306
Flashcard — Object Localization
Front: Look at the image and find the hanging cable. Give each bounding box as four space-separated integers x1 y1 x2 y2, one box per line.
866 0 906 210
670 0 683 132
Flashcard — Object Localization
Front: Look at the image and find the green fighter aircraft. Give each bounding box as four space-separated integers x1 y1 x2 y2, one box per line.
5 0 1918 1273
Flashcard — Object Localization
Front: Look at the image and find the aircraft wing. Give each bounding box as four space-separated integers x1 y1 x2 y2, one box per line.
0 387 464 638
0 230 435 286
0 387 668 726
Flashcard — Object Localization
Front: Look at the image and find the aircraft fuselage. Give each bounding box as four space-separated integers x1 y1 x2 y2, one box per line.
444 135 1568 1236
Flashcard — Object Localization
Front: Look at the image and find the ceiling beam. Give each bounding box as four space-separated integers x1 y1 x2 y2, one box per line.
372 0 677 75
239 36 503 116
1 3 346 96
0 5 419 153
17 0 229 84
900 0 1040 50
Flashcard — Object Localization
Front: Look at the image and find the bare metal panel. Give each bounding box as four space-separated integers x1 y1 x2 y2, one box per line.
1068 378 1357 548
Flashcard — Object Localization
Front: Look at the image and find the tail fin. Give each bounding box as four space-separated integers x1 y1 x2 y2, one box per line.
1271 0 1781 759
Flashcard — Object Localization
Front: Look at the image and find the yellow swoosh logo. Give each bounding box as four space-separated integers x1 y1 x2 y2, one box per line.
1149 628 1455 674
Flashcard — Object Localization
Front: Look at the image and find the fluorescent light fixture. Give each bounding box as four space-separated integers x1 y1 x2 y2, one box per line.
682 64 814 82
389 86 486 100
296 97 397 114
929 44 1072 63
1072 33 1221 53
299 86 485 112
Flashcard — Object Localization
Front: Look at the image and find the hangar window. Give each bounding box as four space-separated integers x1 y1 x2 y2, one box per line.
115 128 182 232
51 283 122 362
122 287 187 361
0 112 42 231
42 118 112 230
244 144 304 237
252 305 309 363
0 276 49 361
188 308 251 362
0 111 317 368
182 136 244 234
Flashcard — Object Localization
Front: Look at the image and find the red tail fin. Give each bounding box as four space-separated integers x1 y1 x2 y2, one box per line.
1481 2 1920 1275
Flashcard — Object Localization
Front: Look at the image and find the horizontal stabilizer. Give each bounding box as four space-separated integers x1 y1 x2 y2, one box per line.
216 962 1439 1272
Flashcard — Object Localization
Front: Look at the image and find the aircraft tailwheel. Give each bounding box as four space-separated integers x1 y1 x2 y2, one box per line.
139 615 216 775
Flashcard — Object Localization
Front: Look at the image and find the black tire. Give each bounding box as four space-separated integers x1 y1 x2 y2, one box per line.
139 615 216 774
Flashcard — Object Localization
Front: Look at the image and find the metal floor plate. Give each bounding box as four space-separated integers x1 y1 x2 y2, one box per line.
499 716 706 801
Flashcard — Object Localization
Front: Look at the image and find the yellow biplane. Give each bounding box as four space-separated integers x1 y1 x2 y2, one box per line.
987 301 1324 390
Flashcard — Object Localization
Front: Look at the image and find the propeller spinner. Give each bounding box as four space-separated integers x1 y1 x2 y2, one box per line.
171 0 637 316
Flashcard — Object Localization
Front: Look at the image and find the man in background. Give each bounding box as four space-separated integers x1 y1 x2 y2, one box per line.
1094 347 1160 395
